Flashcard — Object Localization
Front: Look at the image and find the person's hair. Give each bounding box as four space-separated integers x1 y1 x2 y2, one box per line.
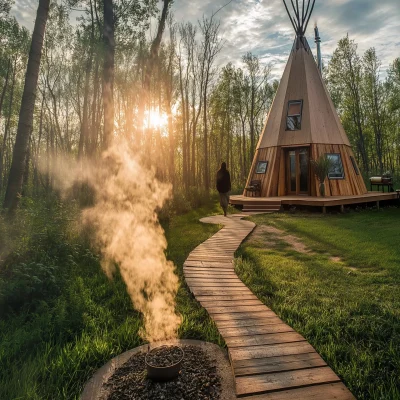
220 162 227 171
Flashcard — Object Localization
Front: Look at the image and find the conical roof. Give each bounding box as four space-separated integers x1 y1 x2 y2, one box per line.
257 37 351 149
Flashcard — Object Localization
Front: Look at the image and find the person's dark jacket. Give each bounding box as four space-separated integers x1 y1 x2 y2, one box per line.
216 170 231 193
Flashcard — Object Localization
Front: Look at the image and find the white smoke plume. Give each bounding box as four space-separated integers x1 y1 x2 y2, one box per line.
47 140 181 342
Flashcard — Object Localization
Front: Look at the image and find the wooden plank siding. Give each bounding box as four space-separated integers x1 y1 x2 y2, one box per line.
245 144 367 197
183 214 355 399
311 144 367 196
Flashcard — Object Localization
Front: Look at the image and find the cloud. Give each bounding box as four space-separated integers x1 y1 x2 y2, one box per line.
11 0 400 76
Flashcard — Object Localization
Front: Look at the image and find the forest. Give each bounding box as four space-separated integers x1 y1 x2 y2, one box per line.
0 0 400 398
0 0 399 209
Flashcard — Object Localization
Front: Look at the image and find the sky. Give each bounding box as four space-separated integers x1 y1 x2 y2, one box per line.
11 0 400 80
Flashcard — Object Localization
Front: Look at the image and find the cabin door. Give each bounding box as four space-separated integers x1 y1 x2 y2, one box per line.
286 147 310 195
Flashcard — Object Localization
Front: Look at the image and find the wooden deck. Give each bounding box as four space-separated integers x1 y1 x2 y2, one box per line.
230 191 398 210
183 215 355 399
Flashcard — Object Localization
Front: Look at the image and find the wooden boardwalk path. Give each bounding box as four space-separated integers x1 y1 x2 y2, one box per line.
183 214 355 399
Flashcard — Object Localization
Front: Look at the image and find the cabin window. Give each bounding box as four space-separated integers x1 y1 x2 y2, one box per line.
256 161 268 174
286 100 303 131
326 153 344 179
350 156 360 175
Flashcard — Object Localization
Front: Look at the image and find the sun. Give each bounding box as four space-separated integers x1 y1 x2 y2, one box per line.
144 109 168 130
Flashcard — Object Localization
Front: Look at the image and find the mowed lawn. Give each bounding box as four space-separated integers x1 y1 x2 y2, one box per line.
235 207 400 400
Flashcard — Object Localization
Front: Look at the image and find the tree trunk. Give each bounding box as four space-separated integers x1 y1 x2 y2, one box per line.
0 60 16 192
0 58 11 125
138 0 172 155
78 35 94 159
102 0 115 150
3 0 50 212
22 136 31 196
89 57 100 156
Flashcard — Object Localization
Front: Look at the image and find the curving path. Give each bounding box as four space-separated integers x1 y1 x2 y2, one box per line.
183 214 355 399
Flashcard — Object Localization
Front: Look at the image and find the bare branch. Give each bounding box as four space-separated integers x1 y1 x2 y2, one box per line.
212 0 234 19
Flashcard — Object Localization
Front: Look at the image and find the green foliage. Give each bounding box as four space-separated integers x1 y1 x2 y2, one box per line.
237 209 400 399
159 187 216 221
0 261 59 314
310 154 334 182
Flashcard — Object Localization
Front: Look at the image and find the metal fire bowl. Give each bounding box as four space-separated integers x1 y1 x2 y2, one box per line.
145 345 184 381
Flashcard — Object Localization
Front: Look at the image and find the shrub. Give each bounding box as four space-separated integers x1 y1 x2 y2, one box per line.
0 261 60 315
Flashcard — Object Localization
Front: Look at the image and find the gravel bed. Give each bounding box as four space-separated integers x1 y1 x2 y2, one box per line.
101 345 221 400
146 345 183 367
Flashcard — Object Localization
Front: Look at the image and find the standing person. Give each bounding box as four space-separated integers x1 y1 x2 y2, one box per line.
216 162 231 217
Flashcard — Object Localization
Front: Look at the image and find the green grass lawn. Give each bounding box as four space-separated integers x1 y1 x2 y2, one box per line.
0 198 227 400
235 207 400 400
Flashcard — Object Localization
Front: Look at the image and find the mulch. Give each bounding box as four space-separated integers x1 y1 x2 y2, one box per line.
101 345 222 400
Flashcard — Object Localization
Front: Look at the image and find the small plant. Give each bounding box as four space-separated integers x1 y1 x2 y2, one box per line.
310 155 334 196
382 170 392 178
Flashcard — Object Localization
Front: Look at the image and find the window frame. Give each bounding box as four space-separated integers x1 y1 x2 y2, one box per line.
326 153 345 180
256 161 269 174
286 100 303 131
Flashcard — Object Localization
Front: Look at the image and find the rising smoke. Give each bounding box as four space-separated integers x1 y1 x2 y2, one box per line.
48 140 181 342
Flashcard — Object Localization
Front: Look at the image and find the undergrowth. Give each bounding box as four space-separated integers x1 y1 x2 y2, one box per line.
0 192 226 399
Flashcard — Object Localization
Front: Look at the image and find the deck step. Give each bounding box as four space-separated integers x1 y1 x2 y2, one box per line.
243 205 281 210
243 210 279 214
243 205 281 213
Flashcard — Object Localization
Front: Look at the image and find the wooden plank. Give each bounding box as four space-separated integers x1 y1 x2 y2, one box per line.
184 261 234 268
229 342 315 362
186 257 233 263
184 274 239 279
186 281 246 288
191 289 251 297
219 323 292 338
185 278 244 284
215 317 283 329
189 252 233 256
225 331 305 348
200 299 263 307
212 311 273 321
215 315 294 332
235 367 341 396
206 305 268 314
189 286 249 291
238 382 355 400
183 268 235 274
196 294 259 302
234 352 327 377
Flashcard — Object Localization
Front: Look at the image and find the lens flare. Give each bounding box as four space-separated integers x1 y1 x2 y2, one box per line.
144 109 168 129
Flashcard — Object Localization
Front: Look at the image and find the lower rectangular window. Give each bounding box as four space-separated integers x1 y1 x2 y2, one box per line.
326 153 344 179
256 161 268 174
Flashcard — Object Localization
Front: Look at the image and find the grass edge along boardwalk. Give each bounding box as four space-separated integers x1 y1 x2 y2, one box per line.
183 214 355 399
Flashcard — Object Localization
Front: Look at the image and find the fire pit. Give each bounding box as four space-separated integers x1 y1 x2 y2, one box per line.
145 345 184 381
81 340 236 400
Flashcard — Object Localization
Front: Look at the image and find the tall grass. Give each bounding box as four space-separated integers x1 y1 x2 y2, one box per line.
0 194 225 399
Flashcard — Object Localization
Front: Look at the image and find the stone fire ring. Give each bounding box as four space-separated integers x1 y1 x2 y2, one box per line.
80 339 236 400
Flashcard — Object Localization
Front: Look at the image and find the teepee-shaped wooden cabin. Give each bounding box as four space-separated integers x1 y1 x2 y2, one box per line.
244 0 367 198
